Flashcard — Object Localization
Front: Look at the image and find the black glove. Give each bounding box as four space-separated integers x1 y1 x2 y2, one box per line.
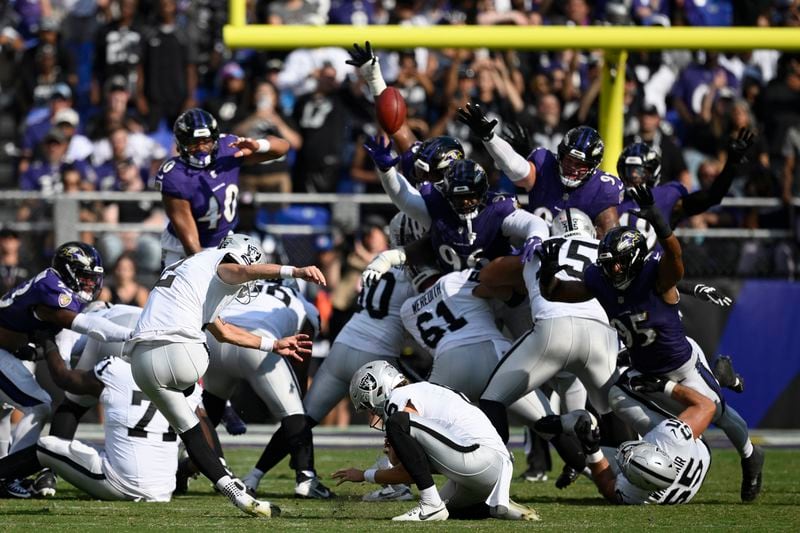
727 128 754 165
30 329 58 357
537 238 566 286
13 343 44 362
345 41 376 68
628 184 672 240
500 121 532 157
574 412 601 455
693 283 733 307
629 374 670 394
617 348 631 368
456 102 498 141
534 415 564 436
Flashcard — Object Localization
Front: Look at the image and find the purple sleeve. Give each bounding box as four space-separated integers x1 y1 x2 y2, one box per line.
583 264 604 299
493 195 517 218
420 182 447 214
529 147 551 169
155 159 191 200
638 258 660 288
39 273 83 313
593 173 624 214
665 181 689 198
400 144 420 180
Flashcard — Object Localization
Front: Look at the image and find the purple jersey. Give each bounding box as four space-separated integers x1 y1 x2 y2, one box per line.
526 148 623 223
584 259 692 374
619 182 688 252
420 184 515 272
155 134 242 248
0 269 84 335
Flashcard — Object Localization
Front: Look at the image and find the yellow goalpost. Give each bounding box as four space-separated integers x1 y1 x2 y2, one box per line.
223 0 800 172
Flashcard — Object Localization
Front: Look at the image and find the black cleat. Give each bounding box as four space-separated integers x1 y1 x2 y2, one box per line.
31 469 56 498
555 465 580 490
741 445 764 502
713 355 745 393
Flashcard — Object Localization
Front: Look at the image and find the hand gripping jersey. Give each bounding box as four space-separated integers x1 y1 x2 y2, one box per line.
94 356 202 501
401 269 506 356
335 267 417 357
0 269 84 335
420 183 516 272
615 418 711 505
584 258 692 374
524 236 608 323
218 282 320 339
154 134 242 248
526 148 624 223
132 249 241 344
619 182 689 252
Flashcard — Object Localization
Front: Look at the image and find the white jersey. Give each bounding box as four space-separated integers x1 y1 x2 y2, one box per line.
132 249 241 343
386 382 508 456
219 282 320 339
335 267 416 356
94 356 202 502
401 269 506 356
524 236 608 322
615 418 711 505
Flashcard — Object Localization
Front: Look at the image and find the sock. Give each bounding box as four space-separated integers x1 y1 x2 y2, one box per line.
49 400 90 440
385 412 435 491
243 468 264 490
180 424 228 484
0 445 41 479
201 390 227 428
419 485 442 507
714 405 753 458
215 474 250 505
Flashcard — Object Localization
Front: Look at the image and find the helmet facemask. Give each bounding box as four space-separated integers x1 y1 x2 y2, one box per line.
558 152 596 188
181 136 218 169
598 244 643 290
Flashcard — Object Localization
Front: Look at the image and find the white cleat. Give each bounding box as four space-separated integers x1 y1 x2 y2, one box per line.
362 484 413 502
219 477 280 518
392 501 449 522
491 500 541 521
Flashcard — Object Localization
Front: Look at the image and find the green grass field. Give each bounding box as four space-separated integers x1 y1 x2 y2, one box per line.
2 447 799 531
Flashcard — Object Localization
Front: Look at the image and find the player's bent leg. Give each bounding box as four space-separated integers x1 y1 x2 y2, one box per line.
608 376 670 435
0 349 52 453
36 436 129 500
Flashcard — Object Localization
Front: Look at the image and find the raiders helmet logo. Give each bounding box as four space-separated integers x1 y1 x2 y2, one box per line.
359 373 378 391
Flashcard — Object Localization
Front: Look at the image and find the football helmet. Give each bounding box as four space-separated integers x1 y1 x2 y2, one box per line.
440 159 489 220
218 234 267 266
551 208 596 240
617 142 662 189
557 126 604 188
616 440 678 491
51 242 104 304
596 227 648 290
388 212 426 248
349 361 407 422
412 136 465 184
173 108 220 168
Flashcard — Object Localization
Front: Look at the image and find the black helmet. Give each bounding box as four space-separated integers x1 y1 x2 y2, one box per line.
596 227 648 290
617 142 662 189
412 136 465 184
51 242 104 303
173 108 220 168
440 159 489 219
557 126 604 188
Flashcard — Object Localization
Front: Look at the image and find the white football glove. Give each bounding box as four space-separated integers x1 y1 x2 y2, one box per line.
361 248 406 287
693 283 733 307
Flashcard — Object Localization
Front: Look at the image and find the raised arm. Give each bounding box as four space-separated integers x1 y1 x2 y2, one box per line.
230 135 291 166
216 263 326 287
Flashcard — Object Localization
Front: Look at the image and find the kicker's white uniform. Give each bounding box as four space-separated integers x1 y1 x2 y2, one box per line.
304 268 416 423
612 418 711 505
130 249 241 433
481 236 620 415
205 282 319 418
36 356 203 501
385 383 514 509
400 269 550 421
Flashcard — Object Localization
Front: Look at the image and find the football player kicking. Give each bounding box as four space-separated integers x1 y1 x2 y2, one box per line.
333 361 539 522
457 103 623 237
539 185 764 502
0 335 200 501
127 234 325 517
535 375 715 505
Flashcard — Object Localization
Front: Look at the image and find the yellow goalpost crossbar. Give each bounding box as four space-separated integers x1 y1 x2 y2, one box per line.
223 0 800 172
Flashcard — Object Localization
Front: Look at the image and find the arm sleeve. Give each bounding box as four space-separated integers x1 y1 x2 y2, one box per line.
680 159 737 217
484 135 532 182
71 313 133 343
378 167 431 227
501 209 550 244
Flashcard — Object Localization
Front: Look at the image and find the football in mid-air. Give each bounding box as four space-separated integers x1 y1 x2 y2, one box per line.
376 87 407 135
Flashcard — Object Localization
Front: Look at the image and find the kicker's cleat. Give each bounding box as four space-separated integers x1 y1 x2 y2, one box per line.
555 465 580 489
0 479 32 499
741 445 765 503
362 484 413 502
218 477 279 517
713 355 745 393
490 500 541 521
294 473 334 499
31 469 56 498
392 500 449 521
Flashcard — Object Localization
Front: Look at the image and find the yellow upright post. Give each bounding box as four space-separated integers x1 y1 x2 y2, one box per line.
599 49 628 175
229 0 246 27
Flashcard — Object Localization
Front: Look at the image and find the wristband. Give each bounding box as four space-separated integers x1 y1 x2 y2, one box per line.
364 468 377 483
586 450 604 465
279 265 294 279
256 139 271 153
259 336 275 352
663 380 677 397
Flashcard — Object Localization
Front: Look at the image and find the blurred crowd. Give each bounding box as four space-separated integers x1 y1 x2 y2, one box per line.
1 0 800 290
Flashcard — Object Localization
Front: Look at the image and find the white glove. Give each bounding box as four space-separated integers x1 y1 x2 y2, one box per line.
361 248 406 287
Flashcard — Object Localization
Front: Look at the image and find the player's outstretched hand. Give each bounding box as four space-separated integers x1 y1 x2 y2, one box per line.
628 184 672 239
727 128 754 164
573 411 601 455
537 238 566 282
229 136 261 158
361 251 397 287
693 283 733 307
533 415 564 437
332 467 365 485
456 102 497 141
364 135 400 171
520 236 542 264
629 373 669 393
501 121 532 157
273 334 312 362
346 41 376 68
294 266 327 286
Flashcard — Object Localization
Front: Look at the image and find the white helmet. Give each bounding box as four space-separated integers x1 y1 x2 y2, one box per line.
616 440 678 491
551 208 596 239
218 233 267 266
349 361 406 420
389 212 426 248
